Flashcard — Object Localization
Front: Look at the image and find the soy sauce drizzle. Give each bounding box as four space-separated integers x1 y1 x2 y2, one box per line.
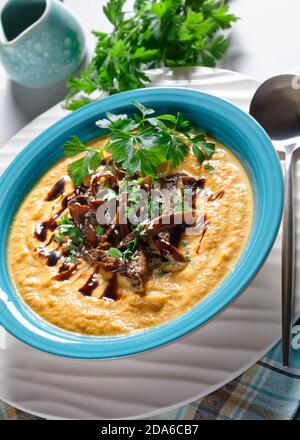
102 275 118 302
207 190 224 202
53 193 73 218
45 177 66 201
34 192 74 242
34 218 57 242
196 227 208 254
79 267 99 296
196 214 209 254
54 264 78 281
38 248 61 266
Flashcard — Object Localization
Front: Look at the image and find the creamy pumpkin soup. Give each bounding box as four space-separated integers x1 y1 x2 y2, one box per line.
8 105 253 336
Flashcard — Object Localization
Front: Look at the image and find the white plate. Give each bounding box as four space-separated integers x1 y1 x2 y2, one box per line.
0 67 299 420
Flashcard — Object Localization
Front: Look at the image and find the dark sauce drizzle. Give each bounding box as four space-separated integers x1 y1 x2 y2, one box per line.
34 218 57 242
102 275 118 302
45 177 66 201
79 267 99 296
196 214 210 254
54 264 78 281
208 190 224 202
196 227 208 254
79 269 119 301
34 192 73 242
38 248 61 267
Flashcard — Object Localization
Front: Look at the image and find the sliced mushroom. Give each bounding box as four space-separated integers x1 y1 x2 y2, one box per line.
69 203 90 225
154 237 186 263
123 250 149 292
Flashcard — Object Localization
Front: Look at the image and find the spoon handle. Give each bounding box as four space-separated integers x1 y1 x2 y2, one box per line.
282 149 296 367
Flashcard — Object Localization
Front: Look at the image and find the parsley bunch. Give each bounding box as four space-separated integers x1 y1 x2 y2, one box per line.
65 0 238 110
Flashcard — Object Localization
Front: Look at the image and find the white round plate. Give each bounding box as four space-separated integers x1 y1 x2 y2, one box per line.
0 67 299 420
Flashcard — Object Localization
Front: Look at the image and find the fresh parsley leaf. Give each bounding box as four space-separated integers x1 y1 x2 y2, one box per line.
65 98 93 111
103 103 214 175
175 112 193 133
192 143 205 163
205 35 229 60
108 247 123 258
63 136 104 185
130 147 164 176
67 150 103 185
212 5 239 30
191 134 215 164
68 226 83 243
103 107 168 176
103 0 126 26
132 101 155 119
131 47 160 62
68 242 76 251
164 133 189 168
152 113 192 135
64 136 88 157
156 114 177 124
199 142 215 158
96 112 131 130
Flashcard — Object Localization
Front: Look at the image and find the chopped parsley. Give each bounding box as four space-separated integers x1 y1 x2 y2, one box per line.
53 216 84 266
64 252 77 266
95 225 104 236
204 162 215 173
56 216 83 245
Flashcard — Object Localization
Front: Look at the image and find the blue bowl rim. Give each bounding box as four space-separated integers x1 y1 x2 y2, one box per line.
0 87 284 359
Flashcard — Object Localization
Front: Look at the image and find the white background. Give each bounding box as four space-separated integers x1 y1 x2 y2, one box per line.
0 0 299 146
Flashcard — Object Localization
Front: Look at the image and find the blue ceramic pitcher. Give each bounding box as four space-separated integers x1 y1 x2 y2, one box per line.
0 0 86 88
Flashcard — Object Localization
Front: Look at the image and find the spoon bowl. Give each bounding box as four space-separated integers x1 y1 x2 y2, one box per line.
250 74 300 141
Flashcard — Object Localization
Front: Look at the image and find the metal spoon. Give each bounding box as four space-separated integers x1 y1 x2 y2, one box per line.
250 74 300 367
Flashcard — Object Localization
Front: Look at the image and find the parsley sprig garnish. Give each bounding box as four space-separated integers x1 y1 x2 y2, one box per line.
63 102 215 183
65 0 238 109
100 102 215 177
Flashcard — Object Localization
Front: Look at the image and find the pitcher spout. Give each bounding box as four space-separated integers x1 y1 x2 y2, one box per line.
0 0 86 88
0 0 49 46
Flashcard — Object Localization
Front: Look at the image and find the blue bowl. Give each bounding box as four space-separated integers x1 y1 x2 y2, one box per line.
0 88 283 359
